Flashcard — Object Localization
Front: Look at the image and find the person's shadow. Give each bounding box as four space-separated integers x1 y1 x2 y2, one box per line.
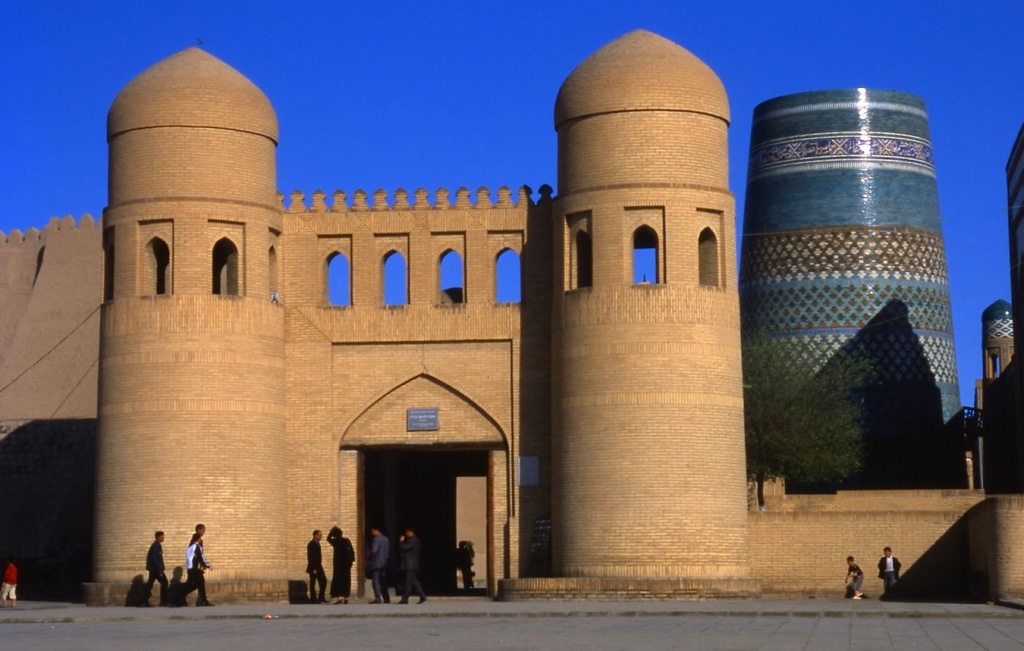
165 566 186 606
125 574 147 607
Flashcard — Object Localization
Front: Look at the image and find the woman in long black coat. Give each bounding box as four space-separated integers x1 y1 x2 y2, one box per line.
326 526 355 604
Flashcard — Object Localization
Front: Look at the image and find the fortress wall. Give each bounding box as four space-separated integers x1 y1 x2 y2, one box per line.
750 490 985 597
0 216 101 419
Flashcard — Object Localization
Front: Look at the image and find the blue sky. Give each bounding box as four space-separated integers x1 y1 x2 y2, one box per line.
3 1 1022 408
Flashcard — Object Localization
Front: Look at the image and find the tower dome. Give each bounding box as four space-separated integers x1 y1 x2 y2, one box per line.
554 30 730 197
983 299 1013 330
108 47 278 142
554 29 729 129
105 47 279 211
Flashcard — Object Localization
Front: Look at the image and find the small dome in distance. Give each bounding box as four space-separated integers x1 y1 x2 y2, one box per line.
983 299 1013 324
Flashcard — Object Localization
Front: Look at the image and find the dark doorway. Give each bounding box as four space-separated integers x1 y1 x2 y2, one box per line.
363 449 488 596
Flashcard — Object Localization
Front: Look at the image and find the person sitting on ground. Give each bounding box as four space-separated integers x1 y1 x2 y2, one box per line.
845 555 865 599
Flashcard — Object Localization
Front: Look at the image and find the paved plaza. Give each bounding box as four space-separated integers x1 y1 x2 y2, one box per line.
5 598 1024 650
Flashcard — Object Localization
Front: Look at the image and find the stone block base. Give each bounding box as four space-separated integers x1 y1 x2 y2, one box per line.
83 579 291 606
496 577 761 601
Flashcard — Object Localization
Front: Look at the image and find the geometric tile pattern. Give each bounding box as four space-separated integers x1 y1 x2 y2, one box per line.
740 226 948 287
779 331 959 387
741 225 958 401
741 281 955 334
985 317 1014 340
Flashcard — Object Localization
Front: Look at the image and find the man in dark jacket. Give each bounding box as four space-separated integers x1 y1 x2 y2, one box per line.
877 546 902 593
306 529 326 603
144 530 168 606
367 527 390 603
398 527 427 604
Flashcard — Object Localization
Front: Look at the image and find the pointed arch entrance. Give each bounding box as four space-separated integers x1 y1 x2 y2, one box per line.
339 374 509 597
362 449 490 596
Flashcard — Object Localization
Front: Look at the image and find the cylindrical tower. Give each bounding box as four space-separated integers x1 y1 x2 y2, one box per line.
740 89 961 488
983 300 1014 381
550 31 754 594
93 49 287 592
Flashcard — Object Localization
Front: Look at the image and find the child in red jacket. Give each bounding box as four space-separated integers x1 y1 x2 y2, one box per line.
1 559 17 608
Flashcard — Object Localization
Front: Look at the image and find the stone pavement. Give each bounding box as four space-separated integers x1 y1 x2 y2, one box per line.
4 597 1024 650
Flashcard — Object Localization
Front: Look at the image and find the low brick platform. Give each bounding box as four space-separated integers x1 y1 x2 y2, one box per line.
83 579 291 606
496 577 762 601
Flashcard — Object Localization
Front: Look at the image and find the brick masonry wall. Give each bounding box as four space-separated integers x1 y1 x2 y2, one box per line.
965 495 1024 600
750 490 986 598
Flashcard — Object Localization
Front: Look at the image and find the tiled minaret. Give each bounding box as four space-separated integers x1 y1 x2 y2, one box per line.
740 89 961 488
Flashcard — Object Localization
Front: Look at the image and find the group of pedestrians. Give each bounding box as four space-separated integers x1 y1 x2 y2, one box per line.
143 522 427 607
845 546 902 599
367 526 427 604
305 526 355 604
143 524 213 607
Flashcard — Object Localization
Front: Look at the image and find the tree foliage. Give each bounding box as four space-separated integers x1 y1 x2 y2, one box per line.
742 331 871 508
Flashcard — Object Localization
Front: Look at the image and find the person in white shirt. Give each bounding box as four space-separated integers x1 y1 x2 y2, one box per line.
877 546 901 594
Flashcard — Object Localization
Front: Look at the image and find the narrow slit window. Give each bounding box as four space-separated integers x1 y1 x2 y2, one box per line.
698 228 719 287
574 231 592 289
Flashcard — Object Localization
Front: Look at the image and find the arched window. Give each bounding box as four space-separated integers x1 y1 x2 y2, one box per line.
268 245 278 298
574 230 592 289
439 249 464 304
103 227 115 301
327 252 351 306
632 226 658 284
698 228 719 287
146 237 170 295
212 238 239 295
495 248 521 303
383 250 408 305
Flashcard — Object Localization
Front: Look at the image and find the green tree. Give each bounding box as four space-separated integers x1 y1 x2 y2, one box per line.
742 331 870 509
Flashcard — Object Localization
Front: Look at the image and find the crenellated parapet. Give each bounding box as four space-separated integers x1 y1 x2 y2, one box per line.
279 185 544 213
0 227 41 246
1 214 99 247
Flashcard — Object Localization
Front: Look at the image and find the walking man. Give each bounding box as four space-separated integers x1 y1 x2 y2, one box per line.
398 527 427 604
183 529 213 606
368 526 390 604
145 530 168 606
